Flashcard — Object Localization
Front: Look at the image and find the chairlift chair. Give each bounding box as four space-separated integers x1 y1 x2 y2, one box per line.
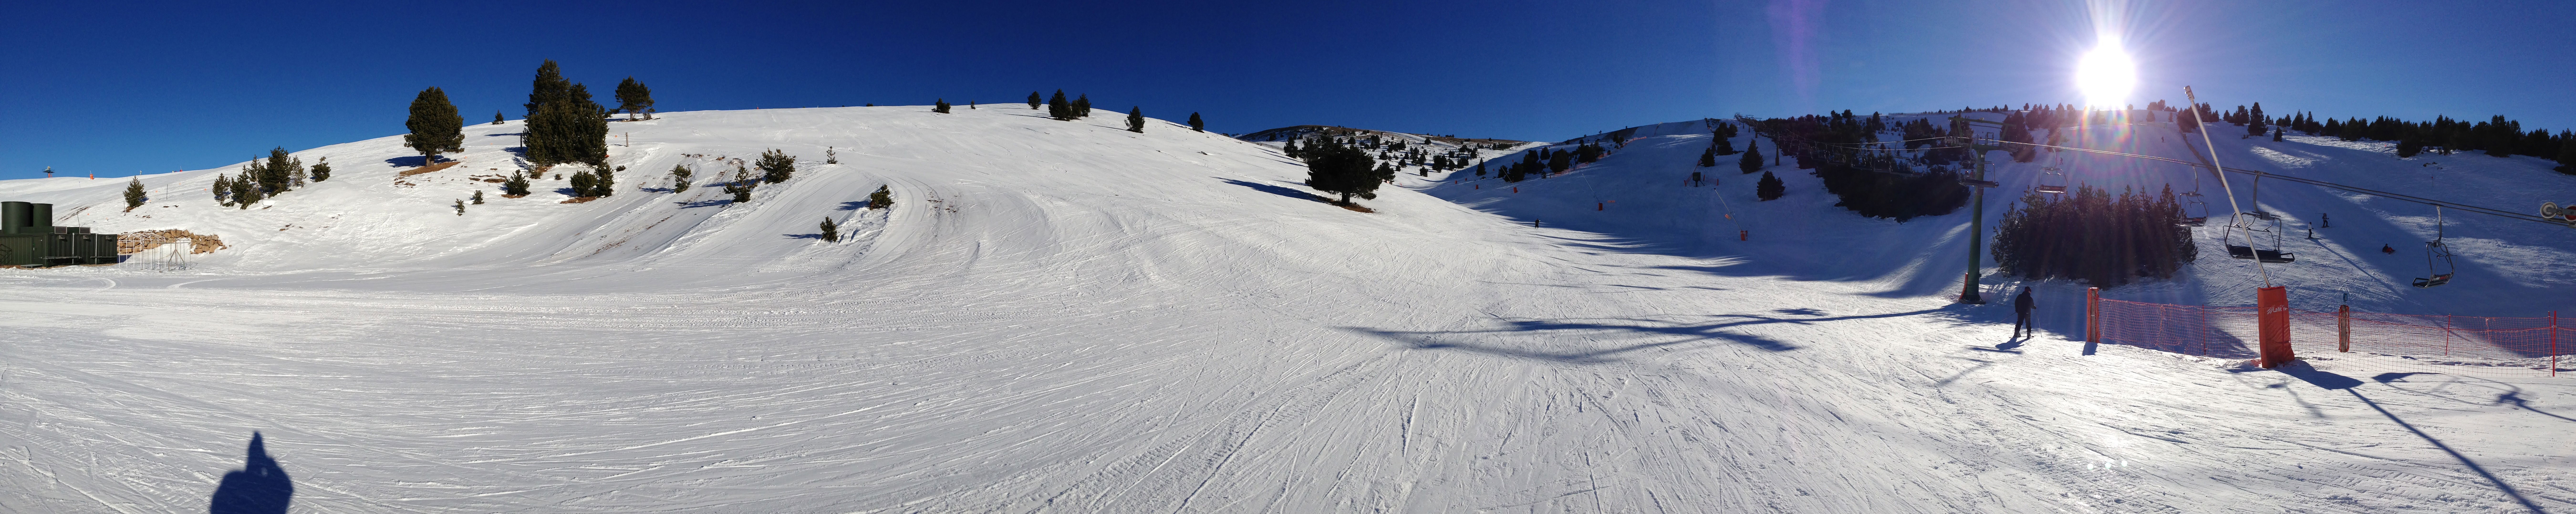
2033 156 2068 194
2222 211 2296 263
2175 190 2209 226
2413 206 2456 288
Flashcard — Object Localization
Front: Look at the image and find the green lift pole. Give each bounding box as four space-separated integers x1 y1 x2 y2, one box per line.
1948 116 2008 304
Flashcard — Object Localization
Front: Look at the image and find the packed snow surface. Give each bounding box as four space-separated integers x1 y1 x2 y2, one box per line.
4 106 2573 513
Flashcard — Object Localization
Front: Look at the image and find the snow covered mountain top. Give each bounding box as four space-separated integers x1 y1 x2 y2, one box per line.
4 105 2572 513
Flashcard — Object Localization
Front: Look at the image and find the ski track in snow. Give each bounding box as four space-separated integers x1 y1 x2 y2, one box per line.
2 108 2572 513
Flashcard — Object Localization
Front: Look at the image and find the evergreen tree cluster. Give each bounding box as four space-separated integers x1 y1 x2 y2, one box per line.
867 185 892 209
1710 121 1740 155
1990 185 2198 287
212 147 312 207
934 99 952 114
757 149 796 183
569 166 616 198
1042 90 1093 121
667 164 692 193
521 60 612 167
1299 138 1387 205
1756 111 1969 221
1755 171 1785 201
2268 112 2568 162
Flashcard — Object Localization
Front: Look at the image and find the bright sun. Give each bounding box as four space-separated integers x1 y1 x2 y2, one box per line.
2075 43 2136 109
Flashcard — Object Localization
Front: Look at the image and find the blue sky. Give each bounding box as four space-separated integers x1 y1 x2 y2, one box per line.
4 0 2570 179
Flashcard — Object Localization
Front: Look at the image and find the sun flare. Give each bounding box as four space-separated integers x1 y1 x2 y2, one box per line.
2075 43 2136 109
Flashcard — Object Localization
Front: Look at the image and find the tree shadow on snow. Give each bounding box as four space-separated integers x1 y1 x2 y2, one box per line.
1217 178 1320 202
207 431 292 514
676 198 734 209
381 155 446 167
1344 307 1948 363
782 233 825 240
485 132 523 137
838 201 869 211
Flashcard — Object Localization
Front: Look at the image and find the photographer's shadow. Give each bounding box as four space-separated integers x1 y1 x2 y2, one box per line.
208 431 292 514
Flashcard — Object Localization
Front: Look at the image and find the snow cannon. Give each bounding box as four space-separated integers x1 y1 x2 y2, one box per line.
0 201 120 267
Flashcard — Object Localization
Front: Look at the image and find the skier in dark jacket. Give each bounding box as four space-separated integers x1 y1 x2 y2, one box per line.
2012 288 2035 338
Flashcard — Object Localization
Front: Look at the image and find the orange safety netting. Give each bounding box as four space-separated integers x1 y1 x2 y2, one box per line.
2096 298 2564 376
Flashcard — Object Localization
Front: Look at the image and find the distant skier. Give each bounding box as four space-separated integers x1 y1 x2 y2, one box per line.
2012 288 2035 338
2381 244 2396 255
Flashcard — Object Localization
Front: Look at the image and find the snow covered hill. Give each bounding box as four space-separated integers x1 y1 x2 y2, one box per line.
4 106 2572 513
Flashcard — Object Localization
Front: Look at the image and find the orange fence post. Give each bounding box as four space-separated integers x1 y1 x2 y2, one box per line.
2086 287 2101 343
2256 286 2292 368
2337 304 2351 352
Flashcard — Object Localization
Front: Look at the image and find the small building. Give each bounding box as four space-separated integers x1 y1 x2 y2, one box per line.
0 201 119 267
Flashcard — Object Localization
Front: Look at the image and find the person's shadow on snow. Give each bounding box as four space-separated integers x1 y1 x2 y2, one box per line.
208 431 293 514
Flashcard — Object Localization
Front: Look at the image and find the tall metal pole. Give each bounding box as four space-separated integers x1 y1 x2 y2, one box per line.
1961 131 1989 304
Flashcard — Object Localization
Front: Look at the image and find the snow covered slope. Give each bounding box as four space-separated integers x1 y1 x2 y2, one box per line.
4 106 2572 513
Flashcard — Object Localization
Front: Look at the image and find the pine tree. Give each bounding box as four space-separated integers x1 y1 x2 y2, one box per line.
455 199 467 215
258 147 297 194
525 60 570 117
868 185 893 209
2272 127 2284 142
232 167 260 208
289 164 307 188
213 174 233 205
493 111 505 125
570 170 598 198
521 61 609 166
669 164 692 193
1739 143 1763 174
1073 94 1092 118
503 170 531 196
723 166 755 204
1027 91 1042 110
404 87 465 165
1187 112 1204 132
124 178 146 211
1046 90 1071 120
1756 170 1785 201
1475 162 1487 178
308 157 331 182
472 189 485 204
1699 147 1717 167
1125 107 1145 133
1546 150 1571 174
934 98 952 114
2397 137 2424 158
825 147 837 164
1303 143 1381 205
1281 138 1300 158
614 77 655 120
757 149 796 183
819 216 840 242
595 166 616 197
